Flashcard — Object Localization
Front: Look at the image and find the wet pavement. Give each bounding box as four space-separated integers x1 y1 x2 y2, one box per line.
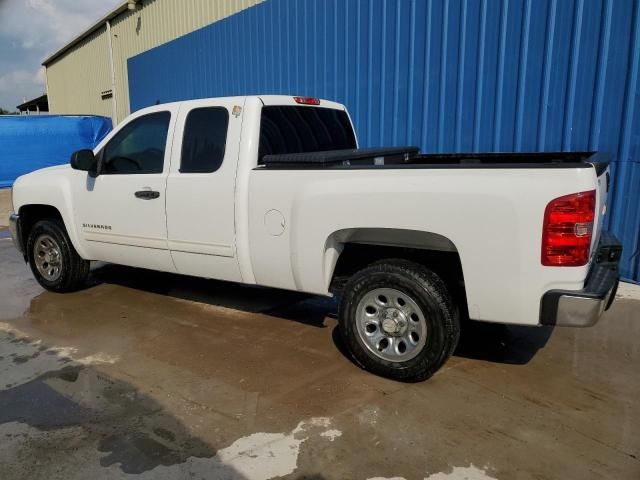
0 230 639 479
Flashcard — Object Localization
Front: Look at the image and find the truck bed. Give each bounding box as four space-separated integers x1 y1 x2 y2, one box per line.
260 148 607 171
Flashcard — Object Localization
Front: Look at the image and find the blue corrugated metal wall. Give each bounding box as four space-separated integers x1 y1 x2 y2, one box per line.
128 0 640 282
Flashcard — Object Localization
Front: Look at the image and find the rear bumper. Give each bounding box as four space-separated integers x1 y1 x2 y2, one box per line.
540 232 621 327
9 213 22 253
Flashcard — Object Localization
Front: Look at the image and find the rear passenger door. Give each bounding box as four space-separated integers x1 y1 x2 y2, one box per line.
165 98 244 282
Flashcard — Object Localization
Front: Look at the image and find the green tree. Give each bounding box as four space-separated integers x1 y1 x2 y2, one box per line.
0 107 17 115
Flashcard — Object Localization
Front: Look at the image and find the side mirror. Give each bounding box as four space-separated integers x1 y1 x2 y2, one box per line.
70 149 98 176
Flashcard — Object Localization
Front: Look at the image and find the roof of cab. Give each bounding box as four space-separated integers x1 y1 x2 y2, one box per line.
130 96 346 116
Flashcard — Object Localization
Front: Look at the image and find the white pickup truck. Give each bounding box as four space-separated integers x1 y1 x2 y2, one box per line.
8 95 621 381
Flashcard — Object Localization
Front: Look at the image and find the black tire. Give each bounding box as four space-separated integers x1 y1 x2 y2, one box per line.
27 219 90 293
339 259 460 382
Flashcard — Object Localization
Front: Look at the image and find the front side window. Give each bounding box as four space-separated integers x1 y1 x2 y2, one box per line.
180 107 229 173
101 111 171 174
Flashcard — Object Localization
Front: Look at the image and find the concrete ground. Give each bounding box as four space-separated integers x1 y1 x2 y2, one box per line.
0 188 11 227
0 230 638 480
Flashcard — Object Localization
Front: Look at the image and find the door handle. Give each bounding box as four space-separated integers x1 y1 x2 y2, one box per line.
135 190 160 200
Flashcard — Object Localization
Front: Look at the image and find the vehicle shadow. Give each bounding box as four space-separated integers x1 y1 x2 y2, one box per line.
90 263 328 328
331 322 553 377
90 263 552 365
454 319 554 365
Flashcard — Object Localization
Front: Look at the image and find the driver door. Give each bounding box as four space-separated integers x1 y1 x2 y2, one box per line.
73 106 179 272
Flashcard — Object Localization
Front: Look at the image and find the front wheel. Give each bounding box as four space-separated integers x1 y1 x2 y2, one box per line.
339 259 460 382
27 219 90 293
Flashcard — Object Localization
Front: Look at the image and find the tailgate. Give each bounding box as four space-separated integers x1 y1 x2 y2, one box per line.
592 160 611 258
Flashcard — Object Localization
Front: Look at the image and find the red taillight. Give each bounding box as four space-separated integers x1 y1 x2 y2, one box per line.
542 190 596 266
293 96 320 105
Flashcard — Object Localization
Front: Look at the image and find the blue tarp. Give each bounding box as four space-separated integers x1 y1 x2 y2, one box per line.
0 115 112 188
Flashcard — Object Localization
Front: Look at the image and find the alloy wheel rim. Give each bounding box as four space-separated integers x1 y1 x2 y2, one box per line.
355 287 427 362
34 234 63 282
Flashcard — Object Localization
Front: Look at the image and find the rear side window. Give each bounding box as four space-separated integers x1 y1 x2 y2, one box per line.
258 106 356 164
180 107 229 173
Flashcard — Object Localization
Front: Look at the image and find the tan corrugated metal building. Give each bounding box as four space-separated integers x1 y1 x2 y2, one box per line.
43 0 260 124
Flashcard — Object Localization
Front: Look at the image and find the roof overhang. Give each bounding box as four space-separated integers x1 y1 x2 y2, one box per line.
42 0 141 66
17 94 49 112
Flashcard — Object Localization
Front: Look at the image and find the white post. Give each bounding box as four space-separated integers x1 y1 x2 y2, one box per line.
44 66 50 114
106 20 118 123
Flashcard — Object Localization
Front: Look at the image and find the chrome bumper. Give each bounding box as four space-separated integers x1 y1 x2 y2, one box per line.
540 232 621 327
9 213 22 253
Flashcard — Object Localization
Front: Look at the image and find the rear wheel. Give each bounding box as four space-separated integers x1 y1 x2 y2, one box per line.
27 219 89 292
339 259 459 382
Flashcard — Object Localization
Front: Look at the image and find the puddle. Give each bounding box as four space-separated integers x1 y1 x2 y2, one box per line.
0 325 116 391
0 365 215 475
0 326 214 475
0 325 346 479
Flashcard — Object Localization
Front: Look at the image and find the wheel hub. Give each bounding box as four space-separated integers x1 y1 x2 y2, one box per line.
381 308 408 336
